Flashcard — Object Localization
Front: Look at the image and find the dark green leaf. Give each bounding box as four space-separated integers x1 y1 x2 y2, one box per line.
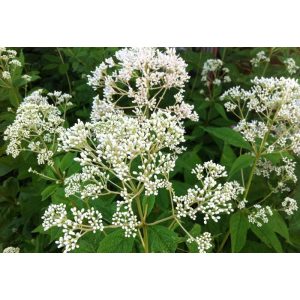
229 154 255 178
230 211 249 252
41 185 58 201
97 229 135 253
148 225 178 253
204 127 252 150
250 223 283 252
142 195 155 216
60 152 76 172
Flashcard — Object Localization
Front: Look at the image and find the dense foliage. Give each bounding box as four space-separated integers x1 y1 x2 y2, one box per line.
1 47 300 253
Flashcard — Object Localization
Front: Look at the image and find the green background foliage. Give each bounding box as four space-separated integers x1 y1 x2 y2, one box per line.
1 47 300 253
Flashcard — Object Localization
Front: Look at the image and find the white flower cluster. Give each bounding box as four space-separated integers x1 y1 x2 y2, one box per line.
112 197 140 237
255 157 297 193
4 90 67 165
221 77 300 156
284 58 299 75
0 48 21 81
42 204 104 252
3 246 20 253
87 47 197 120
174 161 244 223
282 197 298 216
187 232 213 253
234 120 268 143
201 59 231 86
248 204 273 227
59 48 198 200
250 51 270 67
64 166 109 200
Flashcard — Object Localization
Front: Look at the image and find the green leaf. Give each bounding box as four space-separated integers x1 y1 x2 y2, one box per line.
97 229 135 253
175 151 201 170
229 154 255 178
220 144 237 170
142 195 155 216
0 156 17 176
230 211 249 252
268 211 289 241
204 127 252 150
148 225 178 253
41 184 58 201
250 223 283 252
60 152 76 172
58 63 69 75
214 103 229 120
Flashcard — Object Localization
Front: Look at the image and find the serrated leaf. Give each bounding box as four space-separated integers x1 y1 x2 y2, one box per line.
230 211 249 252
148 225 178 253
97 229 135 253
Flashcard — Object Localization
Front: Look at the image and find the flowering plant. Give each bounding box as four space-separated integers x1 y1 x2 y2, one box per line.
1 47 300 253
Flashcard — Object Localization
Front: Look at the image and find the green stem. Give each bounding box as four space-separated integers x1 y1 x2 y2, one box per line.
142 226 149 253
190 51 203 97
147 215 174 226
56 47 72 94
243 154 259 200
217 230 230 253
262 47 274 76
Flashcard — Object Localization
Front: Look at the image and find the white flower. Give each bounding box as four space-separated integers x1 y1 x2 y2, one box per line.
248 205 273 227
237 199 248 210
282 197 298 215
42 204 104 253
284 58 299 75
3 247 20 253
2 71 11 80
255 157 297 193
174 161 244 223
22 74 32 82
4 90 64 163
222 77 300 157
9 59 22 67
187 232 213 253
201 59 231 87
112 197 140 238
250 51 270 67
